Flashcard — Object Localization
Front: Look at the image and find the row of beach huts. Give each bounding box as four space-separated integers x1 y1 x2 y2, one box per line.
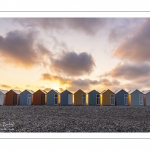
0 89 150 106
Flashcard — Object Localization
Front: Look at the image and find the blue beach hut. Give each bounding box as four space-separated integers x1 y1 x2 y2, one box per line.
88 90 100 106
115 89 128 106
20 90 34 105
46 89 60 105
60 90 73 106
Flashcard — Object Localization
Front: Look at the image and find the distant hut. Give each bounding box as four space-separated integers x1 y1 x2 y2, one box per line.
46 89 60 106
88 90 100 106
20 90 34 106
128 89 144 106
100 89 115 106
5 89 21 105
33 89 47 105
0 89 8 105
142 90 150 106
74 89 86 106
115 89 128 106
60 90 73 106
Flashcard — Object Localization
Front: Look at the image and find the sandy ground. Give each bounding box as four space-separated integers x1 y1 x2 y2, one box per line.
0 106 150 132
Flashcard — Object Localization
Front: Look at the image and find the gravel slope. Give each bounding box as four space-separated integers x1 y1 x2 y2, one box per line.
0 106 150 132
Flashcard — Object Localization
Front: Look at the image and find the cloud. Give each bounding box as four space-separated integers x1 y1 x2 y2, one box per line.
105 62 150 84
112 19 150 63
0 84 11 89
108 18 144 42
14 18 111 36
0 30 51 68
41 73 100 92
50 51 95 76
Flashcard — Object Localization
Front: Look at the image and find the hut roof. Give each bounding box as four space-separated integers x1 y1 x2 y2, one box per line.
26 90 34 94
114 89 127 94
88 89 100 94
0 89 8 94
128 89 140 94
142 90 150 94
12 89 21 94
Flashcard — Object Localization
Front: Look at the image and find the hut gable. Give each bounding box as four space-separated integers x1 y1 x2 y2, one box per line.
115 89 128 106
20 90 34 105
33 89 47 105
0 89 8 94
128 89 143 106
5 89 20 105
88 90 100 106
47 89 60 105
60 90 72 106
100 89 115 106
74 89 86 105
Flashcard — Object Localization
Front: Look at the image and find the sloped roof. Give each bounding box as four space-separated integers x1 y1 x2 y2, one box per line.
101 90 106 94
142 90 150 94
114 89 127 94
128 89 141 94
26 90 34 94
40 90 47 94
75 89 86 94
88 89 100 94
12 89 21 94
61 90 72 94
0 89 8 94
48 89 59 94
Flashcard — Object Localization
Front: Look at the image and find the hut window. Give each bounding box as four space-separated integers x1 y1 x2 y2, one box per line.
139 94 143 105
82 94 86 105
96 94 100 105
110 94 115 105
54 94 58 105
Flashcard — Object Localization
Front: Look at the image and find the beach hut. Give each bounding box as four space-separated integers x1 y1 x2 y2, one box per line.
74 89 86 105
0 89 8 105
20 90 34 106
128 89 144 106
46 89 60 106
5 89 21 105
142 90 150 106
33 89 47 105
60 90 73 106
100 89 115 106
88 90 100 106
115 89 128 106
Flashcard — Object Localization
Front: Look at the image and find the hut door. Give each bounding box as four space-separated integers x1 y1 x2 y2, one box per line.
96 94 100 105
68 94 72 105
110 94 115 105
54 94 58 105
27 94 31 105
139 94 143 105
41 94 45 105
124 94 128 105
13 94 17 105
82 94 86 105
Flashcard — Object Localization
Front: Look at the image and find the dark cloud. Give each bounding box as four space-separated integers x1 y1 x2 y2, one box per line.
50 51 95 76
0 30 51 68
106 62 150 84
112 19 150 62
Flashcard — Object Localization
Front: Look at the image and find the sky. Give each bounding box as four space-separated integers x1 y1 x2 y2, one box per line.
0 18 150 93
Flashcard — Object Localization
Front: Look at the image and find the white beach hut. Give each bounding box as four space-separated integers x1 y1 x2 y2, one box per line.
0 89 8 105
